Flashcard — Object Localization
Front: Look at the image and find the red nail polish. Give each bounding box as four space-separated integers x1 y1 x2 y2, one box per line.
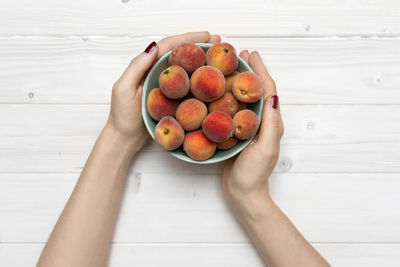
271 95 279 109
144 41 156 53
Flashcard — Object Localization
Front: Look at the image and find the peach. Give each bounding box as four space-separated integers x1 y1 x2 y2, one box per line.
208 93 239 117
202 111 234 143
206 43 238 75
176 98 207 131
217 137 238 150
225 71 240 92
147 88 178 121
169 43 206 74
233 109 260 140
183 130 216 161
190 66 225 102
232 72 262 103
159 65 189 99
154 116 185 151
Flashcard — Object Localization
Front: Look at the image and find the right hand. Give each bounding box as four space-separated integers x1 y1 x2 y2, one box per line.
221 51 284 212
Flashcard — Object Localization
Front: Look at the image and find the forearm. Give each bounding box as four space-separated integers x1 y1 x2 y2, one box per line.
230 191 330 267
37 124 138 267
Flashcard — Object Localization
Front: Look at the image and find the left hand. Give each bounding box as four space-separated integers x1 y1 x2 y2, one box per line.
106 32 222 153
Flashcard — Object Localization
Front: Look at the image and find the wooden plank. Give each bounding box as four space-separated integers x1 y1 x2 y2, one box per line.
1 105 399 173
1 0 399 35
0 136 223 174
0 243 262 267
1 37 400 104
3 104 400 143
1 173 399 243
2 243 400 267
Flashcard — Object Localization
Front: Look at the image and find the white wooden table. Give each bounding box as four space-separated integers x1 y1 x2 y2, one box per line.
1 1 400 266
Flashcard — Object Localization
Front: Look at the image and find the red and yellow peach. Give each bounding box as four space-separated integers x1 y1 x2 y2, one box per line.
175 98 208 131
190 66 225 102
206 43 238 76
202 111 234 143
154 116 185 150
233 109 260 140
232 72 262 103
217 137 238 150
159 65 189 99
183 130 216 160
225 71 240 93
169 43 206 74
147 88 178 121
208 93 239 117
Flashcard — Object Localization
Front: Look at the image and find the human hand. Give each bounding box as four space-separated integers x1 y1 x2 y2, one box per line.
222 50 284 211
106 32 222 154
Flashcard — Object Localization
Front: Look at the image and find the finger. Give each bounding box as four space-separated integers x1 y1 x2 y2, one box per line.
117 41 159 89
239 50 250 64
248 51 276 100
157 31 211 58
208 34 221 44
257 95 284 155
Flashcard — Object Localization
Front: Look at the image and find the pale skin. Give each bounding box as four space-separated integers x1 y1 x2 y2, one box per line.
223 50 330 267
37 32 330 267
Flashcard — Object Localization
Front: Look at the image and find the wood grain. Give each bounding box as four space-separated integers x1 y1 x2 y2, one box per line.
0 37 400 104
1 1 400 264
1 105 399 173
1 173 399 243
2 243 400 267
0 0 399 35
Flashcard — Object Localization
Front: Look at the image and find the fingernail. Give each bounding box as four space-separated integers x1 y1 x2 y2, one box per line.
271 95 279 109
144 41 156 53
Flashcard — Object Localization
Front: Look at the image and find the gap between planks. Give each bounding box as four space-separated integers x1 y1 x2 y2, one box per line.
1 103 400 106
2 242 400 245
1 35 400 40
1 172 400 175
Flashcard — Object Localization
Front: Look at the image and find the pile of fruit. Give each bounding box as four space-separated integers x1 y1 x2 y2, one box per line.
146 42 262 161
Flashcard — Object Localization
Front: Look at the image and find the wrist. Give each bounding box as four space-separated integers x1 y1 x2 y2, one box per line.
226 185 273 222
102 123 141 157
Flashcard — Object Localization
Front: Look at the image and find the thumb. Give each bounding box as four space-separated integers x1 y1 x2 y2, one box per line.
117 41 159 89
257 95 284 155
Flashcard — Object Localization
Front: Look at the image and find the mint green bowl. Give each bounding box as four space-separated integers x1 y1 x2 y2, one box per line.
142 43 263 164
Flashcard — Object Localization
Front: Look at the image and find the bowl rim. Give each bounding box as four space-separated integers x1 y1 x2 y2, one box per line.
142 43 263 164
